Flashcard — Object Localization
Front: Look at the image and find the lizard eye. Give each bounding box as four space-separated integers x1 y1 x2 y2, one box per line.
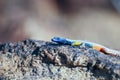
51 37 71 44
51 37 65 43
51 37 60 41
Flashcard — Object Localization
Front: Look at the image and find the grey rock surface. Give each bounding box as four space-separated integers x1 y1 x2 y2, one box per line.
0 39 120 80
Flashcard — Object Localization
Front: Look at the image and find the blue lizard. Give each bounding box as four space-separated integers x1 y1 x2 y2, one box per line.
51 37 120 56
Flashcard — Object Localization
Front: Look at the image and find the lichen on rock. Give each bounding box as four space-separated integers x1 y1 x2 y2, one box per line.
0 39 120 80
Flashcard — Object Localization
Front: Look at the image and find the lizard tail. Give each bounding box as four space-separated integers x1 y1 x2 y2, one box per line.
100 48 120 57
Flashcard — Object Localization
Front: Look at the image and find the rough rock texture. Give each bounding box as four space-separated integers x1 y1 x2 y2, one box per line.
0 39 120 80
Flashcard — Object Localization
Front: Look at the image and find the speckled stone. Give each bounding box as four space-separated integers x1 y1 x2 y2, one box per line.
0 39 120 80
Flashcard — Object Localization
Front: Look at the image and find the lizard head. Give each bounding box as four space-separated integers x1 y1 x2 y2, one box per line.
51 37 72 45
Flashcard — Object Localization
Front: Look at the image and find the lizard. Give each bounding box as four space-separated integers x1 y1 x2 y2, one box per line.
51 37 120 56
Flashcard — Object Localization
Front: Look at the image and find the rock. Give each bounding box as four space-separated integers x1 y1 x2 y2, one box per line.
0 39 120 80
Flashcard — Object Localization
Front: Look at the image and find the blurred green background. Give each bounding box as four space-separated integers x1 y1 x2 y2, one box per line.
0 0 120 49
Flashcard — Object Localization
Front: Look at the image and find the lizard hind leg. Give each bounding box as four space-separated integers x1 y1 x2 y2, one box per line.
99 48 108 54
93 46 103 52
100 48 120 56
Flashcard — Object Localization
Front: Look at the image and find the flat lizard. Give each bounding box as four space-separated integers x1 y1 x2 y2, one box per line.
51 37 120 56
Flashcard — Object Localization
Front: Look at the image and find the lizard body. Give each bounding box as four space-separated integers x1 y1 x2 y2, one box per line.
51 37 120 56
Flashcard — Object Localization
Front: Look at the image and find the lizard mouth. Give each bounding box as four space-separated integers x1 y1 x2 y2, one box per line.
51 37 66 43
51 37 72 44
51 37 62 42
